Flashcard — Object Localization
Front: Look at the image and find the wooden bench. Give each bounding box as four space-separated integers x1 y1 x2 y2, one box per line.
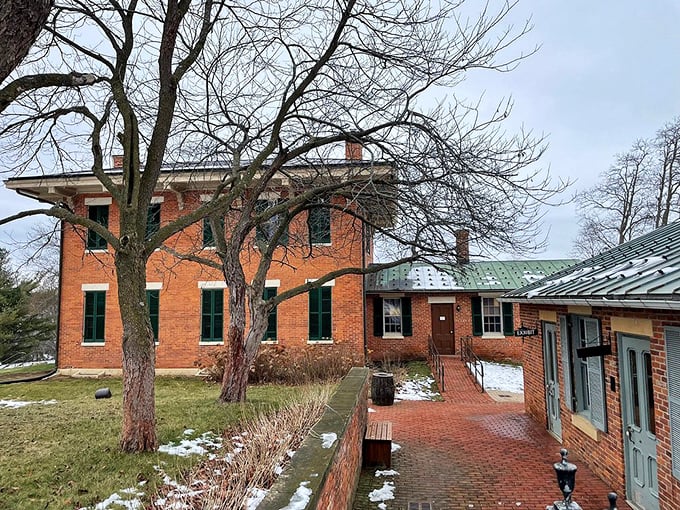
363 420 393 468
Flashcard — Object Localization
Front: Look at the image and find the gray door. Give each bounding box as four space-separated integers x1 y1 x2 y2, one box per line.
620 335 659 510
543 322 562 440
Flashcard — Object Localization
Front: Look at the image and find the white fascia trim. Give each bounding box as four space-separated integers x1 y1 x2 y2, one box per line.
265 279 281 288
305 278 335 287
84 197 112 206
428 296 456 304
150 196 165 204
499 296 680 311
82 283 110 291
198 281 227 289
146 282 163 290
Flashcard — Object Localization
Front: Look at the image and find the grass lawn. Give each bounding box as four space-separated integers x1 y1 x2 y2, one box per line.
0 376 300 509
0 362 56 383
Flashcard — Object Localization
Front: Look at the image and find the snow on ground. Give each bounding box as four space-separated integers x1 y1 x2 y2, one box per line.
375 469 399 477
320 432 337 448
0 358 55 370
157 430 223 457
467 361 523 393
280 481 312 510
0 399 57 409
395 376 439 401
368 481 396 503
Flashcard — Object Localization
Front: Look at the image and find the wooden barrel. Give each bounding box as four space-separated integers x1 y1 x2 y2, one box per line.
371 372 395 406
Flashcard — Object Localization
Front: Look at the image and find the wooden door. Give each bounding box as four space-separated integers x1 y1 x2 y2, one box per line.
431 303 455 355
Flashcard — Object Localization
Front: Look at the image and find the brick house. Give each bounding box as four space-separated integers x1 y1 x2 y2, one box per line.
5 148 386 374
365 254 576 363
501 221 680 510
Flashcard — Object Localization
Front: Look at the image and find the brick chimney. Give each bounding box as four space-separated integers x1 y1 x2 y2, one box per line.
455 229 470 264
345 141 363 161
112 154 124 168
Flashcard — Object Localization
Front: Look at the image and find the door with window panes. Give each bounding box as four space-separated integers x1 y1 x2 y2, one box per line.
620 335 659 510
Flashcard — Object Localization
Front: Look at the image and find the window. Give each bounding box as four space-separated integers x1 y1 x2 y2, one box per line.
372 297 412 337
83 291 106 342
471 297 513 336
263 287 277 342
308 205 331 244
146 289 159 341
146 203 161 240
87 205 108 250
560 315 607 431
255 199 288 246
202 216 224 248
309 286 332 340
201 289 223 342
665 327 680 479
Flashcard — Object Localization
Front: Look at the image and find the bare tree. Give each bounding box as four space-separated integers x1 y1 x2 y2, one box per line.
653 117 680 227
0 0 565 448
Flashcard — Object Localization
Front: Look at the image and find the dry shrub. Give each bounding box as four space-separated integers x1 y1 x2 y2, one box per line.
196 341 364 385
151 385 333 510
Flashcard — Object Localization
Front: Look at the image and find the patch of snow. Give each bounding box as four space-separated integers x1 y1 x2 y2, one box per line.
0 399 57 409
280 481 312 510
395 377 439 401
81 488 144 510
378 504 387 510
467 361 523 393
183 428 195 435
375 469 399 477
246 487 269 510
368 481 395 503
320 432 337 448
158 431 222 457
391 442 401 453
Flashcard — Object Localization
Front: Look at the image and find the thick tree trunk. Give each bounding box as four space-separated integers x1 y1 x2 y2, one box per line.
115 248 157 452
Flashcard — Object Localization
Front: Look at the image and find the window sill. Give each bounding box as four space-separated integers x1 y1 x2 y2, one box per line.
481 333 506 339
81 342 105 346
261 340 278 345
86 249 108 254
199 341 223 346
201 246 217 251
307 339 333 344
571 413 601 442
311 242 332 247
382 334 404 339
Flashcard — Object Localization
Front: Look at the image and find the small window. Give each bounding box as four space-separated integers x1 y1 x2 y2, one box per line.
263 287 277 342
83 291 106 342
201 289 223 342
383 298 402 335
87 205 109 250
146 203 161 240
256 199 288 246
308 205 331 244
146 289 159 341
471 297 514 336
203 216 224 248
309 286 332 340
482 297 502 333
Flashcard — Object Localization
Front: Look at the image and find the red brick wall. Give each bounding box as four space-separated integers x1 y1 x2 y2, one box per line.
520 302 680 508
366 294 522 363
58 191 368 370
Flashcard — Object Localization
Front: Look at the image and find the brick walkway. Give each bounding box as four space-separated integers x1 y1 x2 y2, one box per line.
353 356 630 510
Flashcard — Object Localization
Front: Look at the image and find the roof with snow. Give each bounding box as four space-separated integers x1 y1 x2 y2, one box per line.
503 221 680 309
365 260 578 293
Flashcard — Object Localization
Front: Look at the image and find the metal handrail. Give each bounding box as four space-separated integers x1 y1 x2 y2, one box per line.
460 336 484 392
427 335 445 393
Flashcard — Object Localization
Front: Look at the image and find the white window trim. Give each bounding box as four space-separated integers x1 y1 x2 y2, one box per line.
481 296 503 335
261 340 279 345
85 197 112 206
382 297 404 338
265 279 281 288
428 296 456 304
198 281 227 289
382 333 405 339
150 196 165 204
305 278 335 287
311 242 333 247
81 342 106 346
199 341 224 346
146 282 163 290
307 339 334 344
82 283 110 291
85 249 109 254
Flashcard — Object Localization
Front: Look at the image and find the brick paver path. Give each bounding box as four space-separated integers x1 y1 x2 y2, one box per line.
353 356 630 510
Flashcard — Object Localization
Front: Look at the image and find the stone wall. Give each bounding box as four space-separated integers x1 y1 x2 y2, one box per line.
259 367 369 510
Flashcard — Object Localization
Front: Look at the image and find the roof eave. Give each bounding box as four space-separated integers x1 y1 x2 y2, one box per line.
498 295 680 311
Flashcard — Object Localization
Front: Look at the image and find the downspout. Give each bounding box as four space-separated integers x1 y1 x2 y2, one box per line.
361 221 368 361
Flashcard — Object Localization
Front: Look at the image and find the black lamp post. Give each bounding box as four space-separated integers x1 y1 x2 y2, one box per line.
548 449 582 510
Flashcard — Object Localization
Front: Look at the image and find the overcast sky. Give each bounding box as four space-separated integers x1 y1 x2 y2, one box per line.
1 1 680 261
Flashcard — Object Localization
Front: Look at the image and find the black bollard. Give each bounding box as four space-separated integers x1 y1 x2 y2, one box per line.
95 387 112 399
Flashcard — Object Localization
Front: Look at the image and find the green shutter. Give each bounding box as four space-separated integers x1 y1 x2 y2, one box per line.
584 317 607 431
502 302 514 336
321 286 332 339
146 290 159 341
471 297 483 336
309 207 331 244
146 204 161 240
402 297 413 336
309 286 332 340
87 205 108 249
202 217 214 247
560 315 574 411
84 291 106 342
201 289 223 341
263 287 277 341
373 297 383 337
665 327 680 480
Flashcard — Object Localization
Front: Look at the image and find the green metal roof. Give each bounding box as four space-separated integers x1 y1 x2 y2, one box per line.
365 259 579 293
504 221 680 308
